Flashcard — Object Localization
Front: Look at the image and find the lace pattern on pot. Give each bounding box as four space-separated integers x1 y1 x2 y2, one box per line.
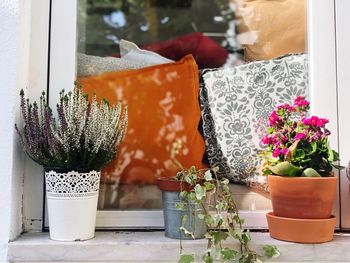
199 54 308 191
45 170 100 198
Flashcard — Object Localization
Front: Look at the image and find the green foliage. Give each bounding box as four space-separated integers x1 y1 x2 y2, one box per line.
175 167 280 262
268 161 302 177
261 97 343 177
179 254 195 263
262 245 280 259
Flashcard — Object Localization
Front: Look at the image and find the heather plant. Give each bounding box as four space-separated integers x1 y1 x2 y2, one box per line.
260 96 341 177
15 85 128 171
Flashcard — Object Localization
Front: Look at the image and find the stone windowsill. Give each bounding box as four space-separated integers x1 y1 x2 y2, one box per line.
7 231 350 262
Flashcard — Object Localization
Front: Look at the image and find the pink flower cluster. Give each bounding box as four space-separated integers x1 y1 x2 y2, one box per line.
302 116 329 127
261 96 331 159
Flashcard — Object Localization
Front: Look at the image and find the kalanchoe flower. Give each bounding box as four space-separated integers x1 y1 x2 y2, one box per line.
295 132 307 141
269 110 282 126
281 148 289 156
261 135 270 145
294 96 310 108
260 97 341 177
272 149 281 158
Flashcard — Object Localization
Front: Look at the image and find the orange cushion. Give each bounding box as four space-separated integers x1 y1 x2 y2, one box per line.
78 55 206 185
237 0 306 61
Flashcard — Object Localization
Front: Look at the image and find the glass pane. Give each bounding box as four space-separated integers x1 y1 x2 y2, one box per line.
76 0 308 213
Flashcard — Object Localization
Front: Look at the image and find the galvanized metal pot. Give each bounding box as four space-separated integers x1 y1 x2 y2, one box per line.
158 178 206 239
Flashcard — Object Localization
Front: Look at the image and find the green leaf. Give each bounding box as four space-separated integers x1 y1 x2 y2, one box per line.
194 184 206 200
179 227 194 239
175 203 185 211
262 245 280 258
220 248 238 261
197 214 205 220
211 231 228 245
261 152 279 163
328 147 334 162
302 168 321 177
201 254 213 263
204 182 215 191
178 254 195 263
295 149 305 160
241 232 251 245
204 170 213 181
204 215 213 225
182 215 189 224
269 161 302 176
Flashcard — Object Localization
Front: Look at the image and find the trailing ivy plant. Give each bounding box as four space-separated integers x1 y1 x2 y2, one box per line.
170 140 280 263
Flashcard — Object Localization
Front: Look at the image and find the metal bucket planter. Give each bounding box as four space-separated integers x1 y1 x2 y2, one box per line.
45 168 100 241
158 178 206 239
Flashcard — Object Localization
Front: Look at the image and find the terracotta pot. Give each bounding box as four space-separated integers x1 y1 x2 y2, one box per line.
266 212 336 243
157 177 201 192
268 175 337 219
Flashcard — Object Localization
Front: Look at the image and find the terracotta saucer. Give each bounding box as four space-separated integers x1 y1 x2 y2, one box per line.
266 212 336 243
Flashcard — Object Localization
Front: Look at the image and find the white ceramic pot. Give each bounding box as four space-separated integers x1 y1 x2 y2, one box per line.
45 169 101 241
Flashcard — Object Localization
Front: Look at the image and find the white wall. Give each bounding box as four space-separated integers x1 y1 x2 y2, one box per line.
0 0 25 261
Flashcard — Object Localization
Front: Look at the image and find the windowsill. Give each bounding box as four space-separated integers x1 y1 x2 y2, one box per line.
7 231 350 262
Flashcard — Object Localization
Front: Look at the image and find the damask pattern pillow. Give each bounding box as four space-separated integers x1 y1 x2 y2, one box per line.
200 54 308 190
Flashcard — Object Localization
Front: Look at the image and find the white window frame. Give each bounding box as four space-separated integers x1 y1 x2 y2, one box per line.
23 0 346 231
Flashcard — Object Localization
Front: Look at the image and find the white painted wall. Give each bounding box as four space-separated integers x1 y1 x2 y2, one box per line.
0 0 28 261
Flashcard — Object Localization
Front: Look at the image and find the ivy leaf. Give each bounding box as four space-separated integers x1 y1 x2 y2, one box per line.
178 254 195 263
211 231 228 245
241 232 251 245
204 182 215 191
201 254 213 263
179 226 194 239
194 184 206 200
220 248 238 261
204 170 213 181
269 161 302 176
204 215 213 225
175 203 185 211
262 245 280 258
197 214 205 220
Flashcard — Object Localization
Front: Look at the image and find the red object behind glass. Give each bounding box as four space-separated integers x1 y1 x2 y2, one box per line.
142 32 228 69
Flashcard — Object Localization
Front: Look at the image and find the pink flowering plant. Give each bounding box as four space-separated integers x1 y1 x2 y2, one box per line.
261 96 341 177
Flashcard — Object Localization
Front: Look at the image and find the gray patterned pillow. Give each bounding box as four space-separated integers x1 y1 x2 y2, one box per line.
199 54 308 191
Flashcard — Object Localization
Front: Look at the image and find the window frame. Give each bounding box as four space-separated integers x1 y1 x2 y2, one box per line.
30 0 342 230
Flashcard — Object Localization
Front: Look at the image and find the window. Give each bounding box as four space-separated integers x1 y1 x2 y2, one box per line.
39 0 342 230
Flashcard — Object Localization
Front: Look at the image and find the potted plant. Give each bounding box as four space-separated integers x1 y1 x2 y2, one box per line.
158 140 280 262
260 96 342 243
15 85 128 241
157 139 207 240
